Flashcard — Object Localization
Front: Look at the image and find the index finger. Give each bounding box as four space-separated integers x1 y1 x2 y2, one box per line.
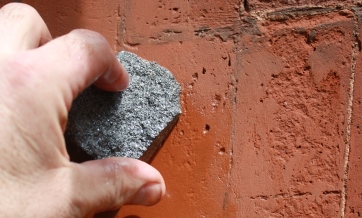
27 29 129 109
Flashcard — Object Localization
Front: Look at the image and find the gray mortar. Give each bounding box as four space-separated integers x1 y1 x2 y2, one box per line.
65 51 181 162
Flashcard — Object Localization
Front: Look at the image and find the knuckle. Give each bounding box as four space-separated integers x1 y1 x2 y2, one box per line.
65 29 110 58
103 158 136 191
69 29 106 41
103 159 123 183
1 3 41 22
97 159 124 204
63 29 111 73
67 29 109 49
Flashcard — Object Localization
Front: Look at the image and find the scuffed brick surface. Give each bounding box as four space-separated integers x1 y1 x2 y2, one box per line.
227 12 353 217
16 0 362 217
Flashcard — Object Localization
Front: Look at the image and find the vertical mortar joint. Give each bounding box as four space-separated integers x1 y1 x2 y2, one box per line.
341 9 359 218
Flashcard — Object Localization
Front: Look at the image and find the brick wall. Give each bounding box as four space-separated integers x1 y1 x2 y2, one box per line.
2 0 362 217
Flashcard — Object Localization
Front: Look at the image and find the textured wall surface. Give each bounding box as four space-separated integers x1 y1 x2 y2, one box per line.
3 0 362 217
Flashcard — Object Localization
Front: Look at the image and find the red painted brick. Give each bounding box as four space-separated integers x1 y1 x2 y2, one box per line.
22 0 120 49
225 12 353 217
120 0 191 46
121 0 240 46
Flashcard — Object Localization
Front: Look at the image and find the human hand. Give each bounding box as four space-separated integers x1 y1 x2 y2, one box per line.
0 3 165 217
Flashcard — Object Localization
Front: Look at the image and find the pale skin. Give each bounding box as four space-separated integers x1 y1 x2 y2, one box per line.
0 3 165 218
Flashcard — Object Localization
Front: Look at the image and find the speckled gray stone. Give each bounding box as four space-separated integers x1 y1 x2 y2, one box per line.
65 51 181 163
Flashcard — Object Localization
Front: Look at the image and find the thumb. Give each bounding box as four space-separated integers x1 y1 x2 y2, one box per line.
71 157 165 216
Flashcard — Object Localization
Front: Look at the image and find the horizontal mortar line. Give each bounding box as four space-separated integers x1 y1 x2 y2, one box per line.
323 190 342 195
250 192 312 200
248 5 357 21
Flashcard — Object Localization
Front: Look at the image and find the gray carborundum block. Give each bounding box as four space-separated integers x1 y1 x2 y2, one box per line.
65 51 181 163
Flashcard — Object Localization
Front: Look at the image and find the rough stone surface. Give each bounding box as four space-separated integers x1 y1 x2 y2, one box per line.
65 51 181 162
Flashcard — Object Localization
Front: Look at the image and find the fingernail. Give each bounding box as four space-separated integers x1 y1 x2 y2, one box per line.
115 73 129 91
115 65 129 91
131 183 162 206
103 66 117 83
104 64 129 91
